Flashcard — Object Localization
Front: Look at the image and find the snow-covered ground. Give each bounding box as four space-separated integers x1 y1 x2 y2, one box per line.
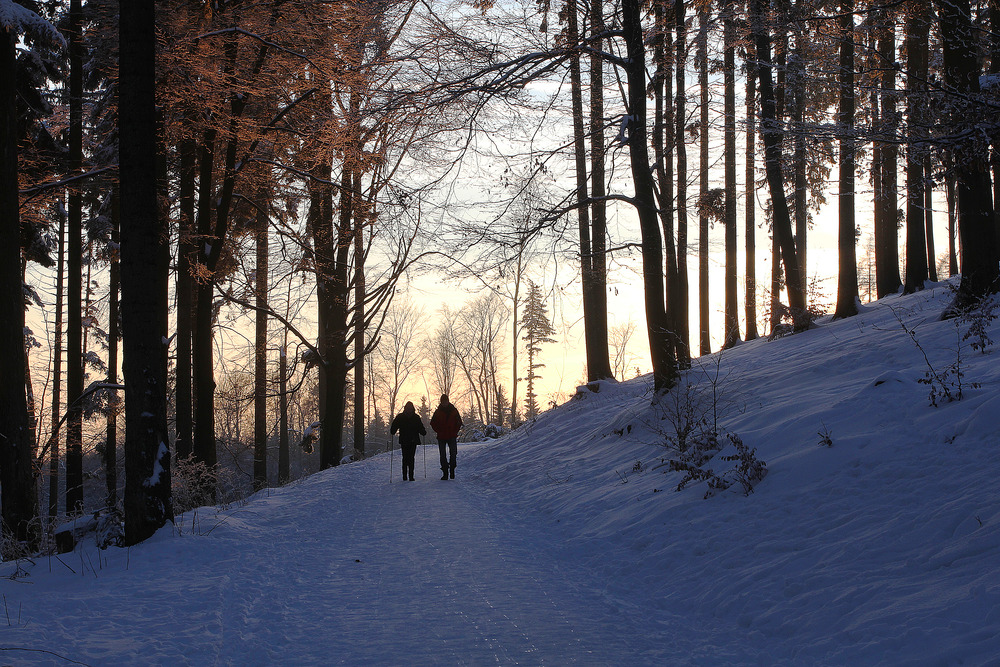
4 283 1000 666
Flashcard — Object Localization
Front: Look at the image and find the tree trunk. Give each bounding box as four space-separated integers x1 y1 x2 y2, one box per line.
946 159 959 275
875 10 901 297
192 276 216 477
566 0 611 382
834 0 859 319
653 0 682 366
192 27 272 481
872 83 883 296
509 266 522 423
744 44 759 341
588 0 612 380
120 0 172 545
106 189 120 510
770 226 781 333
624 0 676 391
698 7 711 356
722 0 740 349
904 2 929 294
353 177 365 460
937 0 999 307
0 28 40 550
326 170 353 470
310 115 351 470
174 131 197 462
567 0 591 378
23 313 37 461
675 0 691 363
924 155 938 281
278 342 290 483
254 189 269 490
65 0 85 516
750 0 807 329
991 0 1000 249
192 128 217 476
49 203 66 519
792 20 808 295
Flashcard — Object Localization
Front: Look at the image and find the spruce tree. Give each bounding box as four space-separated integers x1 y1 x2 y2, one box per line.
521 281 556 420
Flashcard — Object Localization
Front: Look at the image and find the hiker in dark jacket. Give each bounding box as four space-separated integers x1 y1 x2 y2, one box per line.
390 401 426 481
430 394 463 480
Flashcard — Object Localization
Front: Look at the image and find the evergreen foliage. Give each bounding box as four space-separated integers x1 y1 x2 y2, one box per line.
521 281 556 420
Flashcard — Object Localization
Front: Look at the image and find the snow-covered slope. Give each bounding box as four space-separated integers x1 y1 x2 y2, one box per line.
471 283 1000 664
3 283 999 665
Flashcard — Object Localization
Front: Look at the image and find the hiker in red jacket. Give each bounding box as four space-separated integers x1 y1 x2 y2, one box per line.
430 394 462 480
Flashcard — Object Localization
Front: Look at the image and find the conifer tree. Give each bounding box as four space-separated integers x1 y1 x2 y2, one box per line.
521 281 555 420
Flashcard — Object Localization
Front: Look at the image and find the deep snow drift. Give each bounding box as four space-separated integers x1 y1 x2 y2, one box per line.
3 283 999 666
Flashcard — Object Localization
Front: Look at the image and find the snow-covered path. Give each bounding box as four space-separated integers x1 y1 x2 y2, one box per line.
311 455 645 664
219 448 647 665
4 444 666 666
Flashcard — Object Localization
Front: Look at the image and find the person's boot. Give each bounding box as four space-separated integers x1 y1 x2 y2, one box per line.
449 468 455 479
441 470 448 480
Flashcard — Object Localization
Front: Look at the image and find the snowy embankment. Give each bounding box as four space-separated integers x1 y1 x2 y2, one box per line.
3 282 999 666
470 282 1000 665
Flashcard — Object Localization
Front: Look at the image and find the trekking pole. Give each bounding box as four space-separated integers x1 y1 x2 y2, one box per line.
389 434 394 484
422 435 427 478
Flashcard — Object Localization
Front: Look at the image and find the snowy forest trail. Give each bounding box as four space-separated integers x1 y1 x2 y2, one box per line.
3 443 673 666
216 443 649 665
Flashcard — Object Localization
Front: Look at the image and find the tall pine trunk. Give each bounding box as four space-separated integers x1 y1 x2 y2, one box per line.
722 0 740 349
924 155 938 281
588 0 612 380
65 0 85 516
278 341 290 483
353 179 365 459
0 27 39 550
675 0 691 362
48 207 66 519
946 162 959 275
174 132 197 462
254 188 270 490
904 2 930 294
744 45 760 341
106 190 120 510
120 0 172 545
791 15 807 293
875 10 901 297
698 7 711 356
834 0 858 319
192 128 218 478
